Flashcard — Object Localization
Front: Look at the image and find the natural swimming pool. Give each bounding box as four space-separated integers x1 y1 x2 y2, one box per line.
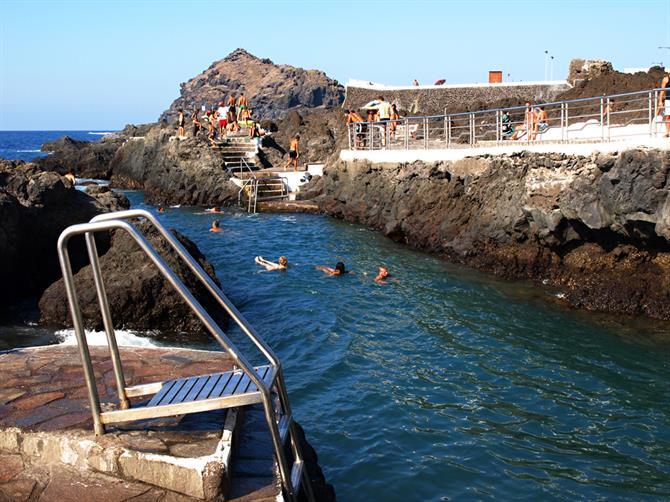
5 190 670 501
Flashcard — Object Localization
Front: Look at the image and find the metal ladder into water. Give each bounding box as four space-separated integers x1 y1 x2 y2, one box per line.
57 209 315 501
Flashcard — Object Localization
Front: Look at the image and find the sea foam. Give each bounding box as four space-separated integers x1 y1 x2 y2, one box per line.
55 329 162 348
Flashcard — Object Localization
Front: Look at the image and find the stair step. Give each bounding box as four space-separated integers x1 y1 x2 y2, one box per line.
290 461 304 494
278 413 292 443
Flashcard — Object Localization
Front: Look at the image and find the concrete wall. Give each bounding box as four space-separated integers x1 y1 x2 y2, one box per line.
343 82 572 115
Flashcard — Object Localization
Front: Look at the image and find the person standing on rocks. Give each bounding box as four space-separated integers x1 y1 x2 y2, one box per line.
286 135 300 171
659 73 670 137
192 109 202 137
176 109 186 138
216 101 228 137
237 93 249 122
226 96 239 133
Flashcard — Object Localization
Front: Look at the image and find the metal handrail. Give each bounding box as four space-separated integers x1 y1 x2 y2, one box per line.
89 210 280 369
348 87 667 151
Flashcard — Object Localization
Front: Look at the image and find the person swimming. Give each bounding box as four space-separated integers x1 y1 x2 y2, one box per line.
158 206 165 214
374 266 389 283
316 261 347 276
255 255 288 271
209 219 222 233
205 207 222 213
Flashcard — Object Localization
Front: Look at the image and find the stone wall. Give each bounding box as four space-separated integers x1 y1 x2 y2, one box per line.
343 82 572 115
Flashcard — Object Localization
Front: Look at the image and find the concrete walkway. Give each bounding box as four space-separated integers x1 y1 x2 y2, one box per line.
0 345 280 501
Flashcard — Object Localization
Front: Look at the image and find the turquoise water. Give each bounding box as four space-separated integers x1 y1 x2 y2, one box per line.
123 193 670 501
5 189 670 500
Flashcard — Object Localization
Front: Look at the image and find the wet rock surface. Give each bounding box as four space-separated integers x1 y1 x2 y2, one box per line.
318 149 670 320
39 221 228 335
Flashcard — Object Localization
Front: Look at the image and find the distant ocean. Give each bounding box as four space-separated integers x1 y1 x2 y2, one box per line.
0 131 117 162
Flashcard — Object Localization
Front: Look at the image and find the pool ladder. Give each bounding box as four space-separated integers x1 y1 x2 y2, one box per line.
57 209 314 501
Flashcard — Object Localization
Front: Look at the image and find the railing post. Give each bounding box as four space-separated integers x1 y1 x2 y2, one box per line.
653 91 659 136
600 98 605 141
447 116 452 148
370 122 374 150
404 118 409 150
347 124 352 150
565 102 569 141
444 116 448 146
649 90 654 138
469 113 474 146
423 117 428 149
496 110 501 144
606 97 611 141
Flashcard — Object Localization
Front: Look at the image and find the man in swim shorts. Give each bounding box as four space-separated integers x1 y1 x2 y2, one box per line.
286 135 300 171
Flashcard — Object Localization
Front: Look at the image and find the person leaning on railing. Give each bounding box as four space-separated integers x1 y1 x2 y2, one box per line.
345 109 365 148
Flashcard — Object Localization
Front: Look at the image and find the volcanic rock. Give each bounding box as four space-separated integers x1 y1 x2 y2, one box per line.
318 150 670 321
35 134 125 179
160 48 344 122
39 222 227 335
0 161 118 313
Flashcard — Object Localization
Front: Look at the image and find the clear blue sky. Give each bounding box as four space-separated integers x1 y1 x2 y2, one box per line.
0 0 667 130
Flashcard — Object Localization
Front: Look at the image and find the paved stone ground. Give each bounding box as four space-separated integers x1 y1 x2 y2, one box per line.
0 346 282 501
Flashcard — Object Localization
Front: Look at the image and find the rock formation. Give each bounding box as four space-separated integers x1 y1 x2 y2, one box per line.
109 123 240 206
160 48 344 122
0 161 129 316
317 149 670 320
39 222 227 335
35 134 126 179
567 59 614 84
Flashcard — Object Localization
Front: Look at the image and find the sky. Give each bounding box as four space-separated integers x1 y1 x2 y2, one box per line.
0 0 668 130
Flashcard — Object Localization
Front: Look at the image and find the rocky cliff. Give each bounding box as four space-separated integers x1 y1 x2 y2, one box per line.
161 48 344 122
0 161 129 318
316 149 670 320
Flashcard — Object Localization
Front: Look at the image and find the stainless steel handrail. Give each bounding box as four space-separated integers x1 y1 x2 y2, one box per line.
349 87 667 151
89 209 280 368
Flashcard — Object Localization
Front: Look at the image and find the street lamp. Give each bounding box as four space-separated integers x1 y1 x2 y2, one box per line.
550 56 555 80
544 50 549 80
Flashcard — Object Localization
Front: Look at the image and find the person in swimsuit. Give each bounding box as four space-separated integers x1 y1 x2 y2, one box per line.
64 170 76 186
237 93 249 121
316 261 348 276
286 135 300 171
158 206 165 214
205 207 221 213
660 73 670 137
209 219 222 233
216 102 228 137
192 109 202 137
177 109 185 138
389 104 401 140
345 109 366 148
255 255 288 271
535 106 549 134
374 266 389 284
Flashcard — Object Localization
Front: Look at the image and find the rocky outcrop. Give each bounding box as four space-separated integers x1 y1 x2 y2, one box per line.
109 124 240 206
567 59 614 84
317 149 670 320
39 221 227 334
35 134 126 179
0 161 129 315
161 48 344 122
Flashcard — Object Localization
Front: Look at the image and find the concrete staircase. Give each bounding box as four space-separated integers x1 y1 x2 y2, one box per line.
214 133 258 172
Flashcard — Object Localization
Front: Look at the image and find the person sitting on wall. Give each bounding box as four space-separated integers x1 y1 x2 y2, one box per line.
345 109 366 148
535 106 549 134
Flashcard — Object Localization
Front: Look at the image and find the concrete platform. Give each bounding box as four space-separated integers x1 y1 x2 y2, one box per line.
0 345 281 501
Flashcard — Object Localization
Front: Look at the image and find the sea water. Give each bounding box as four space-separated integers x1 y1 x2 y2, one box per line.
1 133 670 500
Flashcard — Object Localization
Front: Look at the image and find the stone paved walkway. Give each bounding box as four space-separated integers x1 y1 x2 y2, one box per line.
0 345 280 501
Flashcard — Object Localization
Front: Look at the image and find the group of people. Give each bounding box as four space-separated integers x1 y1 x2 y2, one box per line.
502 102 549 141
255 256 392 283
345 95 401 148
175 92 260 145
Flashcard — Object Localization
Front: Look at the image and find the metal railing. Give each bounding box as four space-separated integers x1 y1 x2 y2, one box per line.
347 88 667 151
57 209 313 501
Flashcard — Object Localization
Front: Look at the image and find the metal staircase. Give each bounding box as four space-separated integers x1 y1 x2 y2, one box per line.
57 209 314 501
219 135 258 172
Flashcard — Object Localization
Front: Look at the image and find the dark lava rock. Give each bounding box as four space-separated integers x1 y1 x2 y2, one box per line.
39 222 228 335
35 134 125 179
160 48 344 122
0 161 116 312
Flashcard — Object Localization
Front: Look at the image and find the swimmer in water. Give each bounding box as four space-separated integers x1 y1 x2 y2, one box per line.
316 261 348 276
255 255 288 271
158 206 165 214
205 207 222 213
209 219 222 233
374 266 389 283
